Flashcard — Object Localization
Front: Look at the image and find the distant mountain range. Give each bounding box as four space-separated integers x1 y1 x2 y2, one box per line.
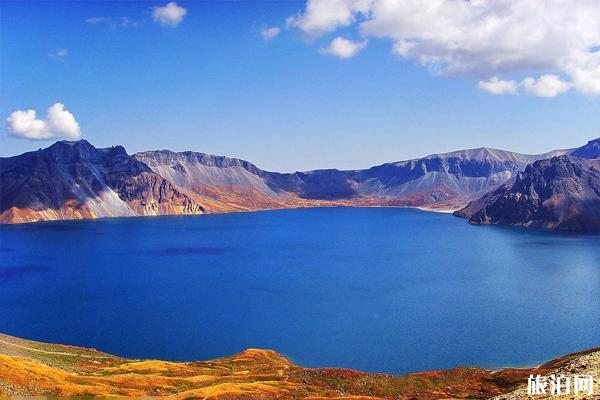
1 138 599 230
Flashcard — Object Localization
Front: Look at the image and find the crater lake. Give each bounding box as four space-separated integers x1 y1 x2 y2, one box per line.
1 208 599 374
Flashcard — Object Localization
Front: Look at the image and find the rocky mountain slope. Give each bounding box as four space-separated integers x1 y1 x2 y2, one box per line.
1 333 598 399
135 146 560 213
455 143 600 231
0 140 204 223
571 137 600 159
0 139 572 224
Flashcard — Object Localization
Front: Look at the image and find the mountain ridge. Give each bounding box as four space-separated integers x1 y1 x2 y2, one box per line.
1 139 596 229
134 144 557 212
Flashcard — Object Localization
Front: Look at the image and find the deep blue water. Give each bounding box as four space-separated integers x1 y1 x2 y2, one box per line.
1 208 599 374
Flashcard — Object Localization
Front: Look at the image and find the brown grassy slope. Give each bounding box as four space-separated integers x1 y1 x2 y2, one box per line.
0 333 598 399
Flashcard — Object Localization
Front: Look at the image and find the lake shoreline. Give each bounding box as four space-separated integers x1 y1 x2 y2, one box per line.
0 203 459 226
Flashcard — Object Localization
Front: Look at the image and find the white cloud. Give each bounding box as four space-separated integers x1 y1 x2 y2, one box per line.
261 26 281 41
478 77 518 95
521 74 571 97
287 0 372 38
319 37 367 59
478 74 572 96
85 17 106 24
6 103 81 141
152 2 187 27
569 66 600 96
288 0 600 96
50 48 68 61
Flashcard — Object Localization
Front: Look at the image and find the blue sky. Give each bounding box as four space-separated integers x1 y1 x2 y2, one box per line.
1 1 599 172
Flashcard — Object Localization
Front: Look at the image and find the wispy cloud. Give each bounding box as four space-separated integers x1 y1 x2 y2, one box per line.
152 2 187 27
85 16 135 29
261 26 281 41
50 48 69 62
85 16 106 24
6 103 81 141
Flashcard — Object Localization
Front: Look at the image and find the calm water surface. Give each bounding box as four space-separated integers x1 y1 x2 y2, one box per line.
1 208 599 373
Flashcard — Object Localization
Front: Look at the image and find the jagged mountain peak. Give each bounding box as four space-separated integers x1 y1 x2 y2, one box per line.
44 139 101 162
39 139 130 164
52 138 93 146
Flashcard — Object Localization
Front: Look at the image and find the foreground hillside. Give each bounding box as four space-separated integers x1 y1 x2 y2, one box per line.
1 139 564 224
0 333 598 399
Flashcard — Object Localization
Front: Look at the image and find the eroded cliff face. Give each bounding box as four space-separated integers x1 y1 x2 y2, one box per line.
135 147 546 213
134 150 297 212
455 155 600 230
108 171 204 216
0 140 204 224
